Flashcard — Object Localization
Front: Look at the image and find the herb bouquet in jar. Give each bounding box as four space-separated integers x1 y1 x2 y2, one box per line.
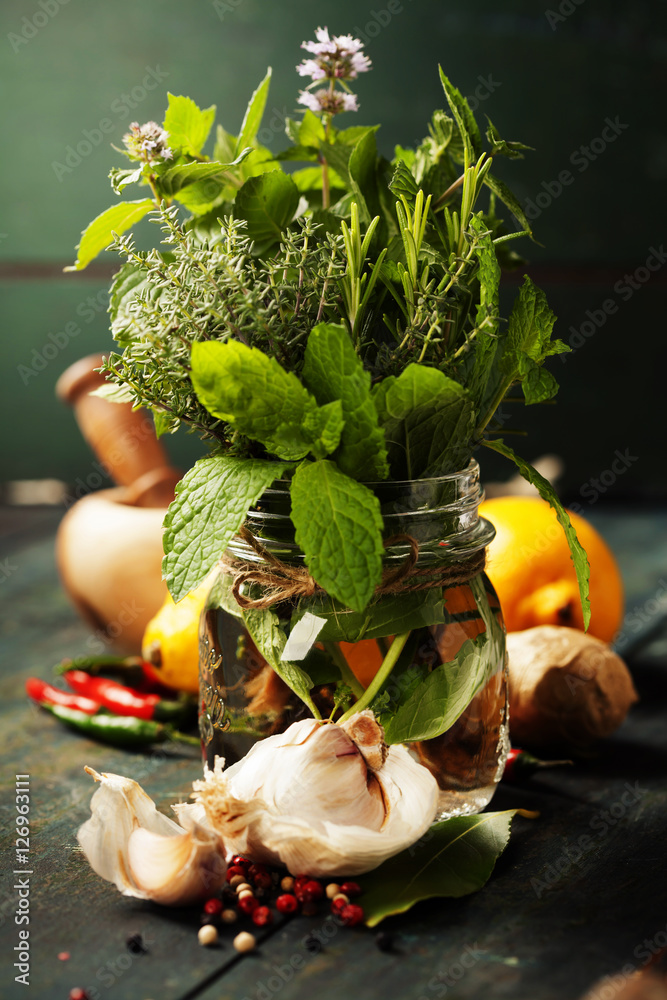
72 27 590 859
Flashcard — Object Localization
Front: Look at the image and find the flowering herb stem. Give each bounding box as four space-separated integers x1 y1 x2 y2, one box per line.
338 632 411 723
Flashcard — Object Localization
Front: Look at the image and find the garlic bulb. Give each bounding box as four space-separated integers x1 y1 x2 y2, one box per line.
189 710 439 877
77 767 226 906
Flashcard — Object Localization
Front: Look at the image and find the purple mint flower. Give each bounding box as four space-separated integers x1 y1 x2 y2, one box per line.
298 89 359 115
123 121 174 164
297 26 371 81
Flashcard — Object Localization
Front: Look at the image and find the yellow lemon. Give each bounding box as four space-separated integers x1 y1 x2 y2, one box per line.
479 496 624 643
141 579 211 695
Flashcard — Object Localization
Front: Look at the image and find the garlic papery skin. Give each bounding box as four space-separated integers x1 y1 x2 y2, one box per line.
77 767 227 906
192 711 439 877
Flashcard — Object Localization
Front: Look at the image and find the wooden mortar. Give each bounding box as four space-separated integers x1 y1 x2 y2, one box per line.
55 355 182 653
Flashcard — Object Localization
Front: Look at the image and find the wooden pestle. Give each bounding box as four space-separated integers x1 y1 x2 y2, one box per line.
55 354 180 507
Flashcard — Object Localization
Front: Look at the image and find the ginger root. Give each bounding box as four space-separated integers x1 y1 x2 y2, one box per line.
507 625 638 750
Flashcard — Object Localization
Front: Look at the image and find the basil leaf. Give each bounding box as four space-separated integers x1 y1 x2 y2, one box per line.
359 811 521 927
290 460 383 613
66 200 155 271
190 340 343 461
162 456 287 602
302 322 389 481
482 438 591 628
163 94 216 157
292 588 447 643
372 364 474 478
241 607 319 718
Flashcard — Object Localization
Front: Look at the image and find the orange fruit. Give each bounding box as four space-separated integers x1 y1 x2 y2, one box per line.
479 496 624 643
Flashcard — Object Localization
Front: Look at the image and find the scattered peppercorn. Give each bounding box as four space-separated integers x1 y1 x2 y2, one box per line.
226 865 246 882
58 952 70 961
221 909 238 924
303 933 322 954
251 906 273 927
340 904 364 927
233 931 256 953
231 855 250 868
253 872 273 891
375 931 395 953
275 894 299 915
203 898 223 915
331 894 350 913
198 925 219 947
296 879 323 903
280 876 295 892
125 932 146 954
69 990 89 1000
237 895 259 915
340 881 361 898
325 883 341 899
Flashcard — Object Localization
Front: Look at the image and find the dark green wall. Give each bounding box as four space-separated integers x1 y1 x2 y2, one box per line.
1 0 665 495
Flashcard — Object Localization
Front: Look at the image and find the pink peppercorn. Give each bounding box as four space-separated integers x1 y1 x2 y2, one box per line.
237 895 259 915
252 871 273 891
275 894 299 915
252 906 273 927
340 904 364 927
296 879 323 903
340 881 361 898
226 865 247 882
203 898 223 915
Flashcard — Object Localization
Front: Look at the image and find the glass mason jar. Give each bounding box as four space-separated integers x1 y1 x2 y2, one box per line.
199 460 509 819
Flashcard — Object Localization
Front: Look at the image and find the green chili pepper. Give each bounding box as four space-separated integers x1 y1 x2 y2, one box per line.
40 703 200 749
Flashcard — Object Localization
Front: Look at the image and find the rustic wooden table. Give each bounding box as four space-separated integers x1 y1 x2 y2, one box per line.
1 506 666 1000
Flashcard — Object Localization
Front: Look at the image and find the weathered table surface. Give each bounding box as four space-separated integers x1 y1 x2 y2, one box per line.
1 506 666 1000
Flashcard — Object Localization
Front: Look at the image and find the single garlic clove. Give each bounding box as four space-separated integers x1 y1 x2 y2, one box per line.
77 767 227 906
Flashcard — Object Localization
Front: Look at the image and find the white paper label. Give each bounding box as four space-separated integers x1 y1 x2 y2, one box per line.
281 613 327 661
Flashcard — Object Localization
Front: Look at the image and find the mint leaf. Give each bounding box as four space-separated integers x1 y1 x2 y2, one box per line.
359 811 521 927
162 455 287 602
66 200 154 271
236 68 272 156
438 67 482 162
190 341 343 461
388 159 419 202
290 460 384 612
235 171 299 256
163 94 216 156
482 438 591 628
466 215 502 408
241 607 319 718
160 155 251 197
302 322 389 481
298 109 326 149
292 588 447 643
483 172 534 238
373 364 474 478
485 118 533 160
500 276 569 403
383 635 494 744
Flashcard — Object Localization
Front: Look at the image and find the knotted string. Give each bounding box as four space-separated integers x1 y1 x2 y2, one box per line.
220 526 486 611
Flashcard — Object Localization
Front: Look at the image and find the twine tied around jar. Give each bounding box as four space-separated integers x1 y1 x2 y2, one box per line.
220 526 486 611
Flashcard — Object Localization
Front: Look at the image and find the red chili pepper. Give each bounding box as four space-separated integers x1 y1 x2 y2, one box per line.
55 655 171 694
25 677 101 715
64 671 186 722
503 748 572 783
